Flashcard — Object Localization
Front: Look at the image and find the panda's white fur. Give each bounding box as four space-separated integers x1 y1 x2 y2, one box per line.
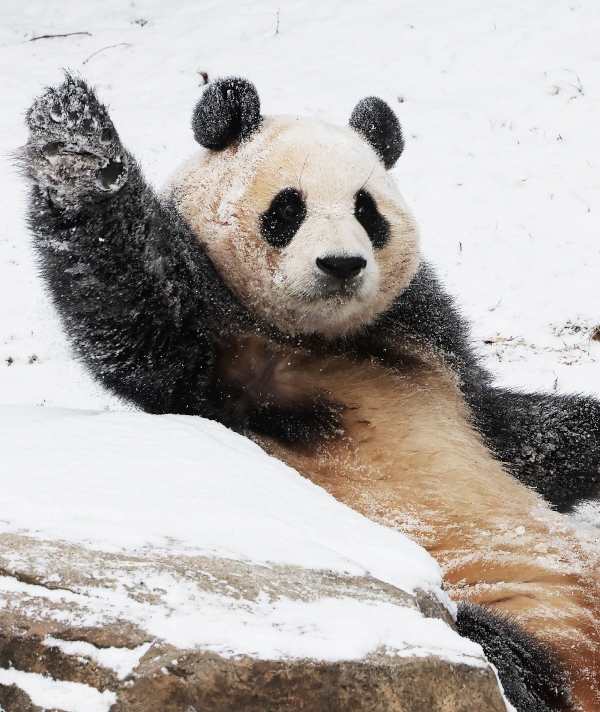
166 116 420 338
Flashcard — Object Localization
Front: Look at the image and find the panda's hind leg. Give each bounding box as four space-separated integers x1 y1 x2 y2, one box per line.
19 73 128 205
457 603 572 712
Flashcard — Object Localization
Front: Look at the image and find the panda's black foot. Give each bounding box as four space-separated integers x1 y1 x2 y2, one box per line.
456 602 572 712
19 73 128 205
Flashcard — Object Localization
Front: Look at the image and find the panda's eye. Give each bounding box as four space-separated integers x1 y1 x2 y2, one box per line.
260 187 307 249
279 202 299 221
354 188 390 250
356 203 370 219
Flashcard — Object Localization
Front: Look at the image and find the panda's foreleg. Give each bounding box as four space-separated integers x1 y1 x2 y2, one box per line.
370 261 487 385
19 74 245 418
466 386 600 512
372 263 600 512
20 78 343 442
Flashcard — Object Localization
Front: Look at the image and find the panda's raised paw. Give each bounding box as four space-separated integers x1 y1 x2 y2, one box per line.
19 73 128 203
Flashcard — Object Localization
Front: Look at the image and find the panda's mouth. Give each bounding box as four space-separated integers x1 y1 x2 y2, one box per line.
301 276 364 302
310 254 367 301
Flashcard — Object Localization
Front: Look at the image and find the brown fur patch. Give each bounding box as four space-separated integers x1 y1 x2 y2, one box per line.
214 333 340 421
229 341 600 710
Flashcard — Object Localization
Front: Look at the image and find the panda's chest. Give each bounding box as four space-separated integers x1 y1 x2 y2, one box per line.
256 351 600 634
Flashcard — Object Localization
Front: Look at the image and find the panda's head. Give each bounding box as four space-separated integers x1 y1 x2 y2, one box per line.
166 78 420 339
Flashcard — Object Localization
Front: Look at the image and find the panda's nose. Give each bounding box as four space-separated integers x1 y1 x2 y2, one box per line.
316 255 367 281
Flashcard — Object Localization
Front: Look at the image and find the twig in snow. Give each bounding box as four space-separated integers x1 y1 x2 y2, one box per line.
29 31 91 42
83 43 132 65
275 8 280 35
563 69 584 94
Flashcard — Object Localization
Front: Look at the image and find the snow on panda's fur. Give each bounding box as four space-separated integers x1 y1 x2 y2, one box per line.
20 74 600 711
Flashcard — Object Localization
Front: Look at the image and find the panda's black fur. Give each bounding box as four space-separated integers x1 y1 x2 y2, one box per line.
192 77 262 149
20 73 600 711
456 604 571 712
349 95 405 169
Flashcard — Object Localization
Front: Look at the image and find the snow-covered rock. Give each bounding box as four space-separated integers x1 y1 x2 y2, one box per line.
0 405 507 710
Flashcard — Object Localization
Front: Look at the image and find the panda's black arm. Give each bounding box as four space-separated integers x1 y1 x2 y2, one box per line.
27 186 245 419
362 262 600 511
20 75 251 419
369 261 488 386
20 75 343 445
467 386 600 512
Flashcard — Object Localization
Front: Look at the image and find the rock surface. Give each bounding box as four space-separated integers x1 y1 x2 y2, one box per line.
0 534 507 712
0 406 508 710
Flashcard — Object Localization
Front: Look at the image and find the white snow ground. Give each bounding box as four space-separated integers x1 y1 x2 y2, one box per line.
0 1 599 708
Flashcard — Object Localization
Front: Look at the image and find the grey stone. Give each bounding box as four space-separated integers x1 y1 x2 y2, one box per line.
0 533 507 711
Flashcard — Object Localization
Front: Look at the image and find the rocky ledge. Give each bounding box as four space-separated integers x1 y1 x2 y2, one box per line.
0 406 508 711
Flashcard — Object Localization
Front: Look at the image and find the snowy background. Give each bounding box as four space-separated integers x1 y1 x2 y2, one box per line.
1 0 600 406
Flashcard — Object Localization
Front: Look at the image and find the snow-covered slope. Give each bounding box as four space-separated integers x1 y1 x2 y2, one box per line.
0 403 479 662
0 404 440 596
0 404 508 712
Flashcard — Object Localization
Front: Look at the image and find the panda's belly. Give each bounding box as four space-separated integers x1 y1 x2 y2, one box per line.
256 352 600 708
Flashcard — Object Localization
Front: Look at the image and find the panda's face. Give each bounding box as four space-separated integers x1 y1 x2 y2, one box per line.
168 116 420 339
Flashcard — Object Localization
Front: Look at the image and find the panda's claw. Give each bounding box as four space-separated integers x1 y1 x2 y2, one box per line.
19 74 128 203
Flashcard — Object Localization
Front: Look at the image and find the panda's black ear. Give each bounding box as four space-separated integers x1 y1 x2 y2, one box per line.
192 77 262 149
349 97 404 169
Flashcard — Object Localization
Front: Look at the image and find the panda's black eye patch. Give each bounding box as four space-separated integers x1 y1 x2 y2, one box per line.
260 187 307 249
354 189 390 250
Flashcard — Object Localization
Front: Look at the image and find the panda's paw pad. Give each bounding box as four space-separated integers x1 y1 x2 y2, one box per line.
20 74 128 199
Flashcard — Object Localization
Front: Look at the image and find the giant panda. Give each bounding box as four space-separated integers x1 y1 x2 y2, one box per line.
20 74 600 712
